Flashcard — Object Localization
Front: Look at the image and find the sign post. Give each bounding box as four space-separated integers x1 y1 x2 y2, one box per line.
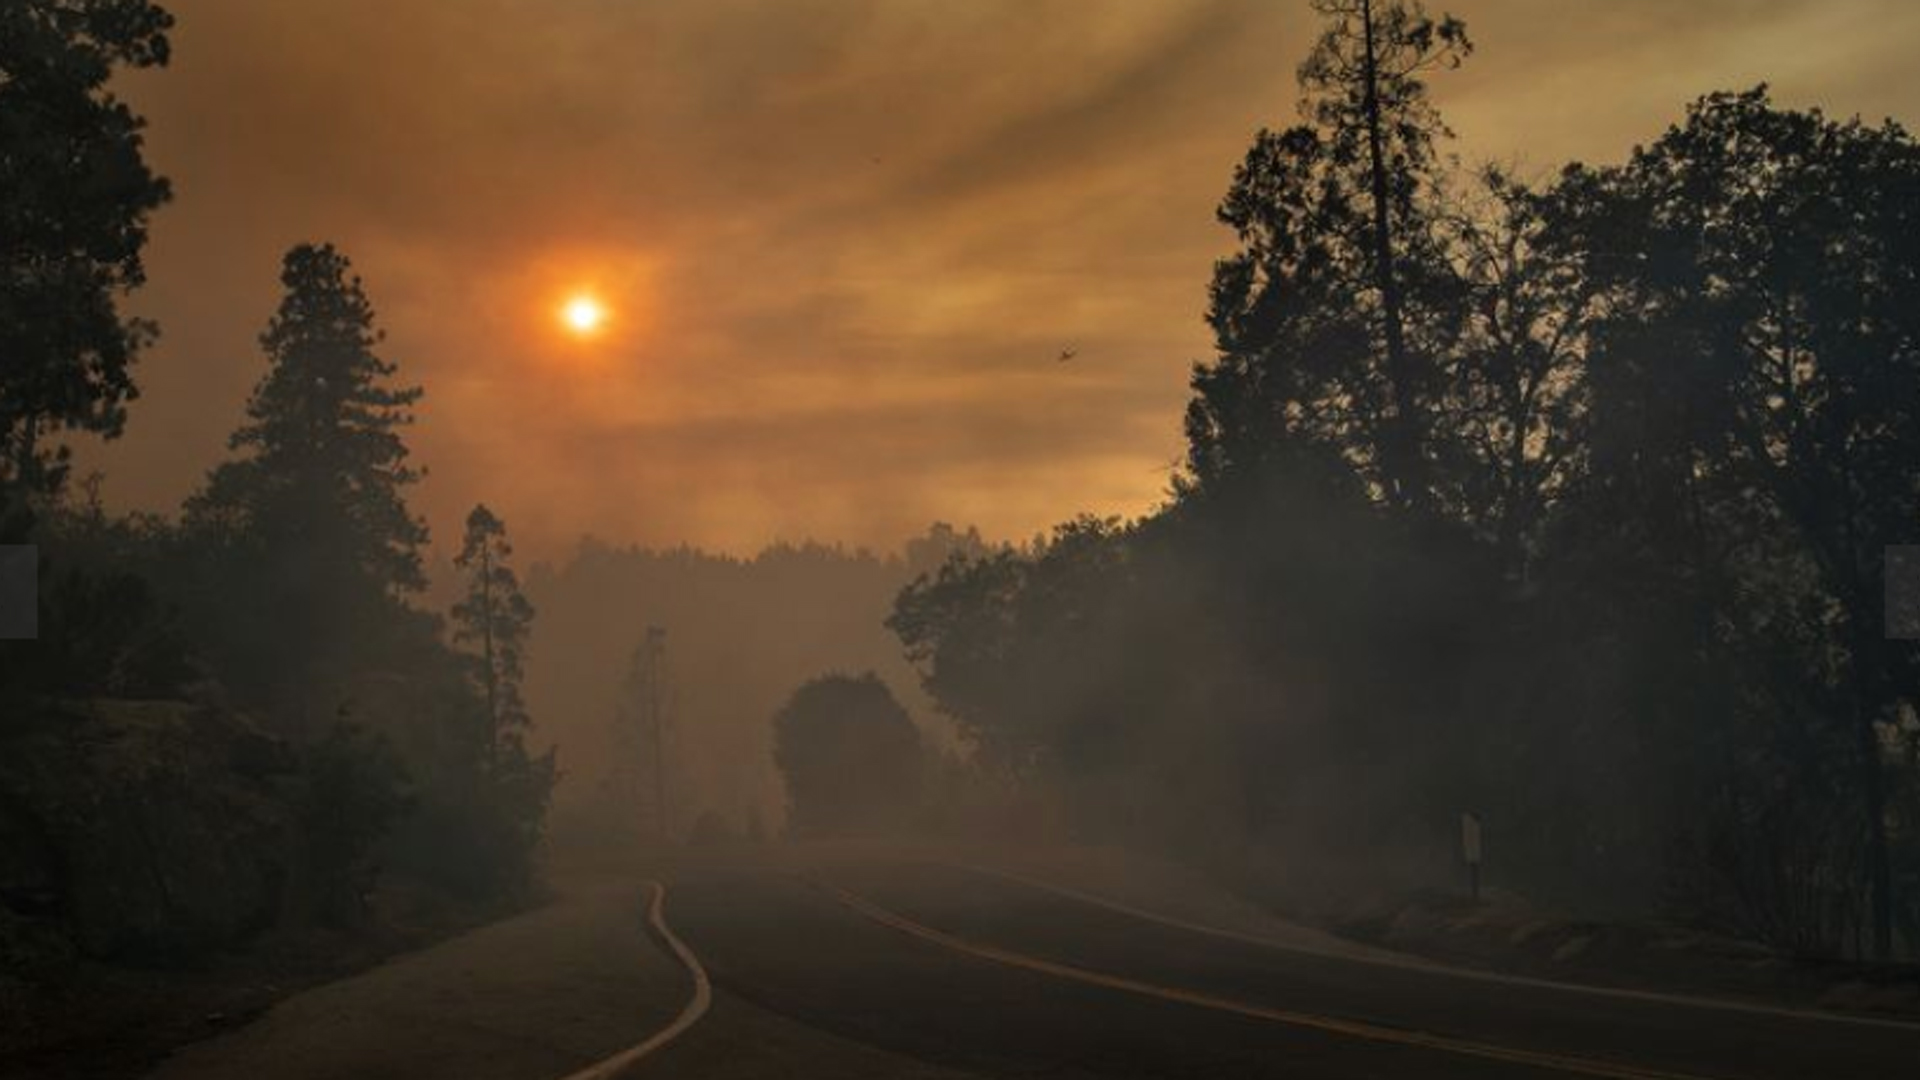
1460 812 1483 902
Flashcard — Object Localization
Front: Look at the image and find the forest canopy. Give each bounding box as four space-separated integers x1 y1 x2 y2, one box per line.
891 8 1920 961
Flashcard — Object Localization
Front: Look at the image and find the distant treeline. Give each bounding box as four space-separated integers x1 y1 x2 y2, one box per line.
525 525 984 839
891 3 1920 960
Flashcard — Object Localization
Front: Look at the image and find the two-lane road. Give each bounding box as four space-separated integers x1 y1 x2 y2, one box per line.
629 859 1920 1079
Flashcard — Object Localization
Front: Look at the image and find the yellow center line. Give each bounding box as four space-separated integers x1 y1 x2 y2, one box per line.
828 884 1729 1080
955 862 1919 1033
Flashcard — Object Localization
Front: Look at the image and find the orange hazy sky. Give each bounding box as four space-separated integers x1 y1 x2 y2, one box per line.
82 0 1920 559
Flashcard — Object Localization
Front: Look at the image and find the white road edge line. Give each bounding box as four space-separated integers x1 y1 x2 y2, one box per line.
559 881 713 1080
831 882 1719 1080
955 862 1920 1032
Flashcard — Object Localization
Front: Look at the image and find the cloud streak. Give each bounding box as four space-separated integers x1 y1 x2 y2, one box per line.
83 0 1920 558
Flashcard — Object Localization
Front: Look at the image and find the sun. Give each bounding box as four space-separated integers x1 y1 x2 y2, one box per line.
560 294 607 337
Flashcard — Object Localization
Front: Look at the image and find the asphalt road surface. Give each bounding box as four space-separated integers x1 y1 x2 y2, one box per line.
624 858 1920 1080
143 850 1920 1080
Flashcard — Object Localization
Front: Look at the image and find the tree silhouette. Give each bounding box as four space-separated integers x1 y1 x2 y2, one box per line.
1557 88 1920 958
1185 0 1469 515
183 243 427 705
1299 0 1470 511
1439 169 1592 575
772 673 922 835
452 504 535 768
192 243 427 596
890 547 1029 767
891 517 1137 777
0 0 173 505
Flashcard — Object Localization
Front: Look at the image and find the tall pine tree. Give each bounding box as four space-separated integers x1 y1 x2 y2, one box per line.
195 243 426 589
451 504 534 769
187 243 427 703
1185 0 1470 514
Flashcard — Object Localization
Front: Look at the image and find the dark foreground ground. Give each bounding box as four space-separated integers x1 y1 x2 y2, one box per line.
117 844 1920 1080
0 891 518 1080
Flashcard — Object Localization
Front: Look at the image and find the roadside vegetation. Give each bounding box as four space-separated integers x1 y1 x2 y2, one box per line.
883 2 1920 963
0 3 556 1066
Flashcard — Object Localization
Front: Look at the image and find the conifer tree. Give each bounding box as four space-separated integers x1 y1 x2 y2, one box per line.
194 243 427 597
452 504 534 766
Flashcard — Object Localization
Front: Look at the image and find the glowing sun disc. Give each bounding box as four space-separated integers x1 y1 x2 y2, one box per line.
561 294 606 336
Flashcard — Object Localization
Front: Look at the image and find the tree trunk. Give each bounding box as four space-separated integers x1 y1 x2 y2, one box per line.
480 545 498 772
1850 615 1894 960
1359 0 1425 513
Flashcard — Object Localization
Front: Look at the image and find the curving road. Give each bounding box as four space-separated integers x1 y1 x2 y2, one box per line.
619 859 1920 1080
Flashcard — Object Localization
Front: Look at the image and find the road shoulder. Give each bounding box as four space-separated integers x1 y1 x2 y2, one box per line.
144 871 686 1080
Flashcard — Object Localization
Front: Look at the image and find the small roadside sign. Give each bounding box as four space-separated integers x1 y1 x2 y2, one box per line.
1461 812 1483 901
